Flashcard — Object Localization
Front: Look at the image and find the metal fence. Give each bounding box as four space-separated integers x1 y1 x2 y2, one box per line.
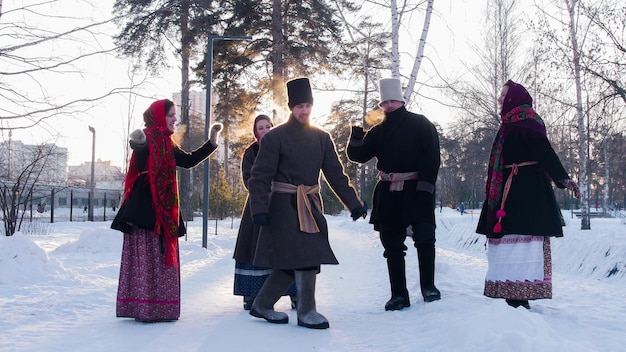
11 186 122 223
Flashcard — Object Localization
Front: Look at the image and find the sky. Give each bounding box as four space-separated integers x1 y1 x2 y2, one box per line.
1 207 625 351
3 0 484 168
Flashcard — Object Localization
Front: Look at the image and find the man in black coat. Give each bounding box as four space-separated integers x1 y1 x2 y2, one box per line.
347 78 441 310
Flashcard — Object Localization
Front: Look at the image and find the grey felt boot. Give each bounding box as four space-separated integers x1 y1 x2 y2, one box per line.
249 269 293 324
294 270 329 329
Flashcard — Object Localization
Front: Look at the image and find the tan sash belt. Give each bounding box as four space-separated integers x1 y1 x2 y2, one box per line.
271 182 321 233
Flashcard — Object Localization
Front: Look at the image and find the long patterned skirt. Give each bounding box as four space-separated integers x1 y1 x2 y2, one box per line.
233 262 297 298
484 235 552 300
116 228 180 321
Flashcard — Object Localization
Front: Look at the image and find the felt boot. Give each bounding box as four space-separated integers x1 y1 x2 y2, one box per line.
295 270 329 329
290 294 298 310
384 257 410 311
243 296 253 311
416 243 440 302
506 299 530 309
249 269 293 324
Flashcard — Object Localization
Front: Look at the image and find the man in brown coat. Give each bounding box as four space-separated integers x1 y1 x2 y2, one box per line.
247 77 367 329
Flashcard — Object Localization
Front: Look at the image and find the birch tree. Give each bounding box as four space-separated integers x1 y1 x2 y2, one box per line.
403 0 433 102
531 0 626 228
385 0 435 103
565 0 590 229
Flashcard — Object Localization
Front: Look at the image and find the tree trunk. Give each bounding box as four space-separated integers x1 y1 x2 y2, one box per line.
566 0 590 229
603 138 610 217
404 0 434 102
389 0 401 78
272 0 286 122
179 1 193 220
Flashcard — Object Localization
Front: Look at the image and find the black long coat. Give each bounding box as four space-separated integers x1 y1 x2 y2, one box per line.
347 106 441 231
111 140 217 236
248 116 362 269
476 127 569 238
232 142 259 264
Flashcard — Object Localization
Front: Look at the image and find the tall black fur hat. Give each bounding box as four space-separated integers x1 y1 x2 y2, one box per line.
286 77 314 109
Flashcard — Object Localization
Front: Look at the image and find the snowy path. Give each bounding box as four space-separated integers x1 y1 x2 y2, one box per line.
1 210 625 351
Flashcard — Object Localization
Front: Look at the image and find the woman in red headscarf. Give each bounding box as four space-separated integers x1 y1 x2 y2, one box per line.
476 80 580 309
232 114 297 311
111 99 222 322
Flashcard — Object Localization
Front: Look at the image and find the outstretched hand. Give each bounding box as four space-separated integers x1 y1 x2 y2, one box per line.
350 201 368 221
565 179 581 200
129 129 146 145
209 123 223 145
350 126 365 140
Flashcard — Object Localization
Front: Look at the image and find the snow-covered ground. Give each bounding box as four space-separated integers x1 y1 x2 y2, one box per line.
1 208 625 352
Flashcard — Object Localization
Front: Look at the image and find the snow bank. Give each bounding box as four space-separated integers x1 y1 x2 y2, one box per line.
437 214 626 281
0 233 66 284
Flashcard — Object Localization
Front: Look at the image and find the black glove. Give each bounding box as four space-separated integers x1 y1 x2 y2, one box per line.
253 213 270 226
350 126 365 140
350 202 368 221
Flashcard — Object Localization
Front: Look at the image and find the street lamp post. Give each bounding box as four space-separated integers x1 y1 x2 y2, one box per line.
202 34 252 248
88 126 96 222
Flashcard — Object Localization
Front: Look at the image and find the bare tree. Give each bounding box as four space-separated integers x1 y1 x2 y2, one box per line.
530 0 626 227
0 143 64 236
325 4 390 196
564 0 592 229
579 1 626 104
438 0 524 206
1 1 137 134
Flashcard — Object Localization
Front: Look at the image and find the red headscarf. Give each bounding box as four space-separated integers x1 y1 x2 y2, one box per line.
123 99 180 267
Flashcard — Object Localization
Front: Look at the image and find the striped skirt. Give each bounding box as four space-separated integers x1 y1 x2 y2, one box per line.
484 235 552 300
116 228 180 321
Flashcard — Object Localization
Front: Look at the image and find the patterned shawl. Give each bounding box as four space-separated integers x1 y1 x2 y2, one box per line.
485 81 546 212
123 100 180 267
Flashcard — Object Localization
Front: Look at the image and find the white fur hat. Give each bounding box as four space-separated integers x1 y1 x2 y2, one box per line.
378 78 405 105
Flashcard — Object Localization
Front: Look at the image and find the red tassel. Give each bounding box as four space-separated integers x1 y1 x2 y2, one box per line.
493 222 502 233
496 209 506 218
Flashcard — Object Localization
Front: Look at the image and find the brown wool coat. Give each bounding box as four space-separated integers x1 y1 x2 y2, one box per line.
248 116 362 269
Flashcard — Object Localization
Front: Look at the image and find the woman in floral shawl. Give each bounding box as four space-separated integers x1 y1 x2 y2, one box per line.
476 80 580 309
111 99 222 322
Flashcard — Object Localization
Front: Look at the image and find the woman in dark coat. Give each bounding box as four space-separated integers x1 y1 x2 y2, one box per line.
111 99 221 322
232 114 296 310
476 80 580 309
